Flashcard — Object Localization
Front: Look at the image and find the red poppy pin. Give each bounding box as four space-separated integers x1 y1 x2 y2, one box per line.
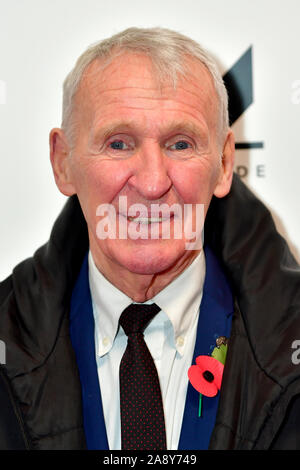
188 336 228 417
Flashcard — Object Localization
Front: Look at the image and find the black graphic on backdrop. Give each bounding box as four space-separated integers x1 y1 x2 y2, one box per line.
223 46 263 150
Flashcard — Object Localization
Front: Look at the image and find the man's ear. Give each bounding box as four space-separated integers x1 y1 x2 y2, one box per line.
213 129 235 198
49 128 76 196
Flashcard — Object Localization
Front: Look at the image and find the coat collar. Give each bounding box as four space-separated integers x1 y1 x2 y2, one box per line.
205 175 300 449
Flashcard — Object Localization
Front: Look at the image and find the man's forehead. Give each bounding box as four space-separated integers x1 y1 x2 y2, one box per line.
71 51 219 138
77 51 217 103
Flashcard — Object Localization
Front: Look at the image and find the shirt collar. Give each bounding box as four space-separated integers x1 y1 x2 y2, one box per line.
88 251 132 356
151 250 205 355
88 250 206 357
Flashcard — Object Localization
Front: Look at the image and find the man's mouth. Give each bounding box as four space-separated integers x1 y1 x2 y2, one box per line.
126 216 172 224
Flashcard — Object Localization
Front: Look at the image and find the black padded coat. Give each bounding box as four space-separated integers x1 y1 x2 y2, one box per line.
0 174 300 450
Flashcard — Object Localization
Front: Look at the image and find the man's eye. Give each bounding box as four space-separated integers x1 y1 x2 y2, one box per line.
170 141 192 150
109 140 128 150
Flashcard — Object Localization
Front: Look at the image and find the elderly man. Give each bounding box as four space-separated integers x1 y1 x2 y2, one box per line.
0 27 299 451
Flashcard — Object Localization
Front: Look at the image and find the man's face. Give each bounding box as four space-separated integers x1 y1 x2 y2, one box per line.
51 52 234 277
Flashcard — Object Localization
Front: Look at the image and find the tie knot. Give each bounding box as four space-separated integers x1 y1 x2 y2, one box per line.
119 303 161 336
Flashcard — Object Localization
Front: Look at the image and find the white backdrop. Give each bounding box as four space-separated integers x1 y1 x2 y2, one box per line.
0 0 299 280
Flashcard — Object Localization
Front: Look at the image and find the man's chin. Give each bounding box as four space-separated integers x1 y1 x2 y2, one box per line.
109 240 191 276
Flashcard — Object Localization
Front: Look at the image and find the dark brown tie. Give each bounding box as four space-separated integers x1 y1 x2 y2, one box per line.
119 303 167 450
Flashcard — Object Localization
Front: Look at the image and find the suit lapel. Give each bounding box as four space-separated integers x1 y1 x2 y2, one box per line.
69 254 109 450
178 245 234 450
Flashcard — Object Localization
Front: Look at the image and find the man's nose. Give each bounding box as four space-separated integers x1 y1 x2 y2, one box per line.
129 142 172 200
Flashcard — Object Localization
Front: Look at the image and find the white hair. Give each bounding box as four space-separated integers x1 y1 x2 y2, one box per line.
61 27 229 145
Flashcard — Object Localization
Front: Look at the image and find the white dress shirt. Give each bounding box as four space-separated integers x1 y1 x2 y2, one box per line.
88 250 206 450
